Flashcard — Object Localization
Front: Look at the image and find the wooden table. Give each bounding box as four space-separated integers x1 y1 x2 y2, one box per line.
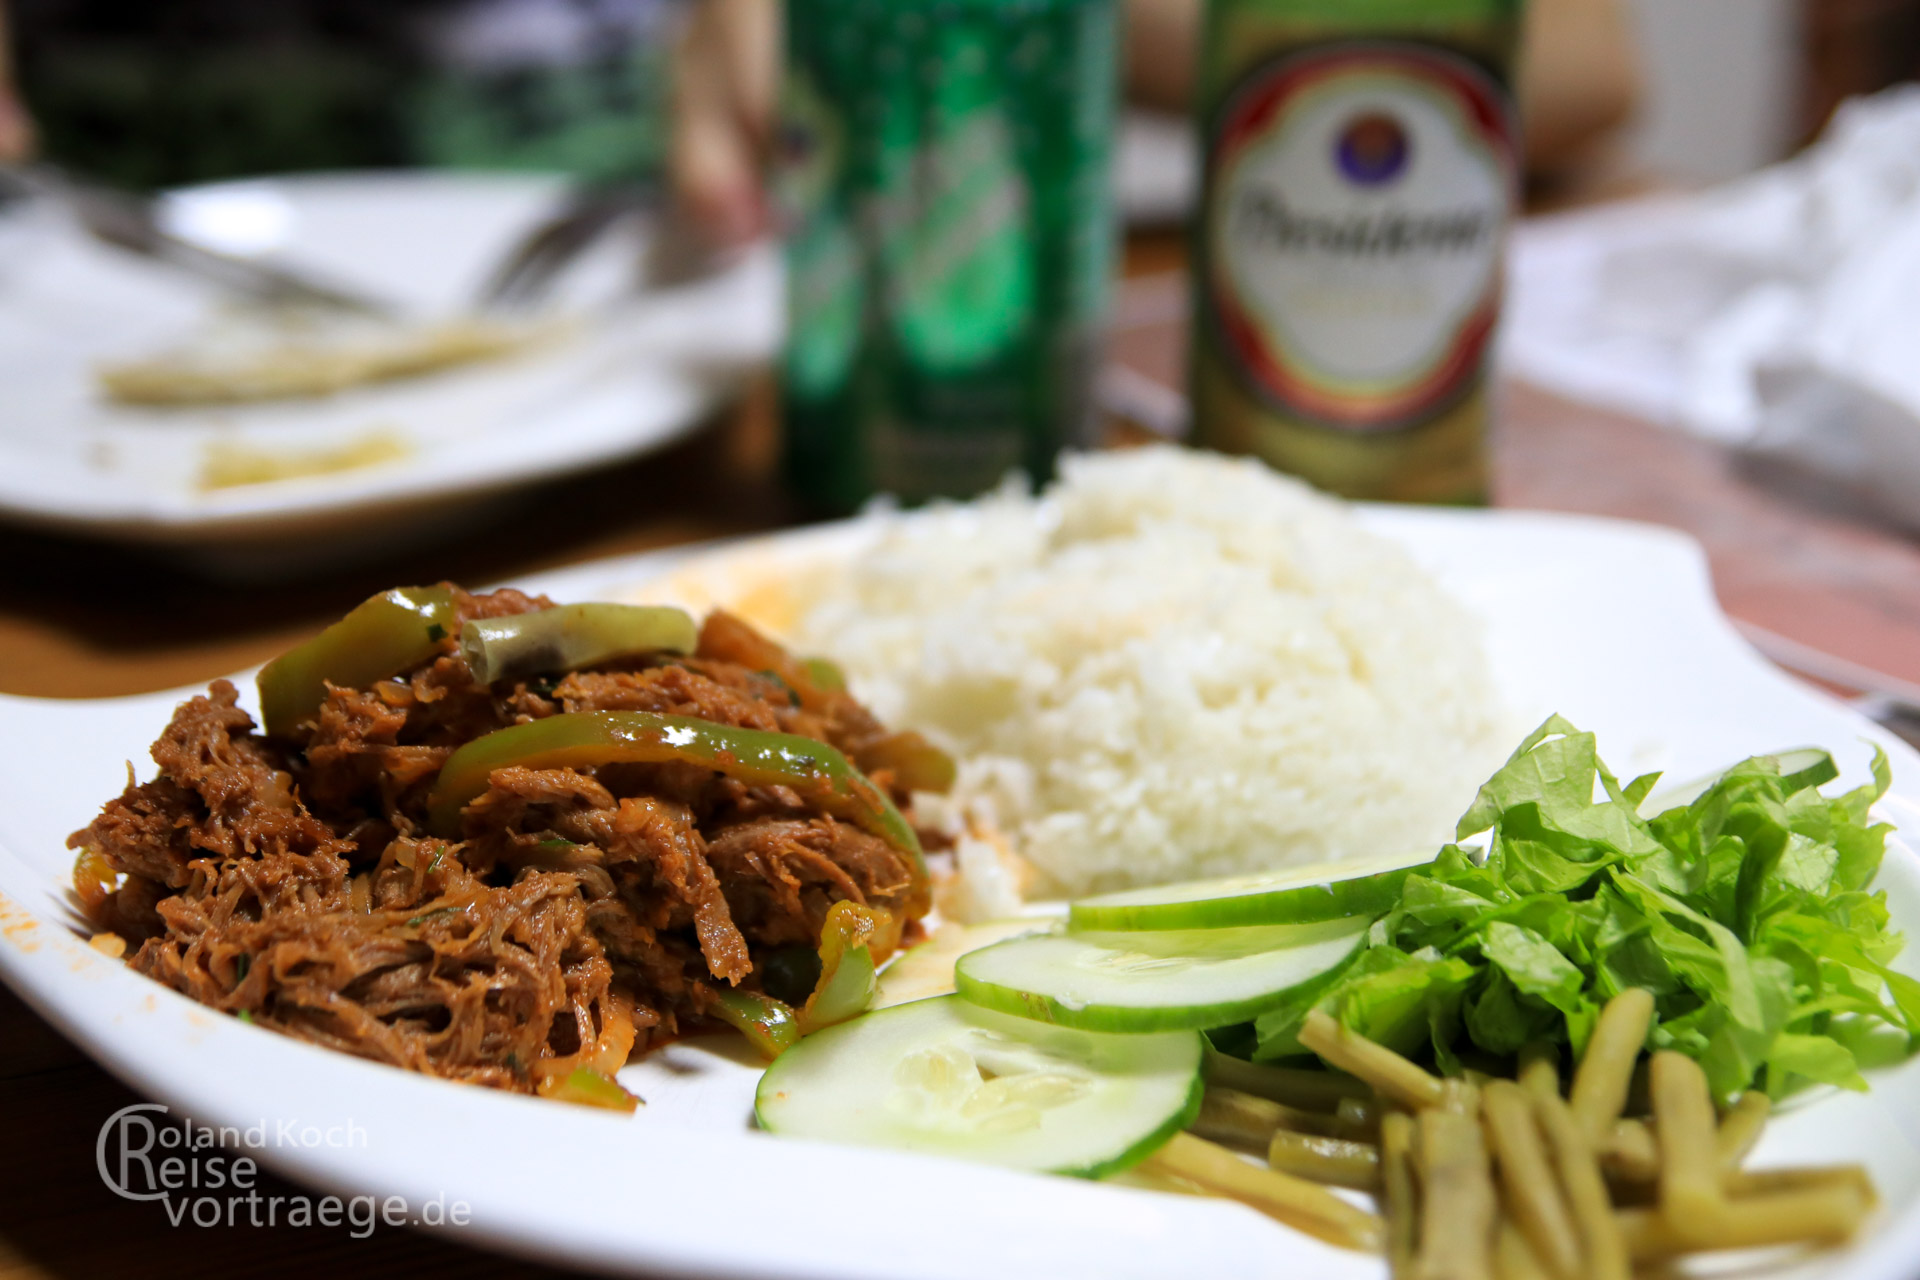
4 231 1919 1279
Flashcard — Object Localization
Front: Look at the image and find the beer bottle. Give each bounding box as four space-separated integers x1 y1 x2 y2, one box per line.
1190 0 1523 503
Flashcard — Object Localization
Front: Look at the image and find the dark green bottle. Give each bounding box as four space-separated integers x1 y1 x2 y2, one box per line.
781 0 1119 514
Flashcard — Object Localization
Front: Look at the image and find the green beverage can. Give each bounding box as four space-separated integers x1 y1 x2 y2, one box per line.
781 0 1119 514
1190 0 1523 504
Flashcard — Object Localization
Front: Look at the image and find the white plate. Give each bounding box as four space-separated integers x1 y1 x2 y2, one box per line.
0 171 779 555
3 507 1920 1280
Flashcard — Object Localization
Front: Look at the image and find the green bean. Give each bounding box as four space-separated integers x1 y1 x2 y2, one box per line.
1570 988 1654 1144
1143 1132 1385 1253
1381 1111 1419 1280
1533 1086 1630 1280
1517 1041 1560 1100
1203 1049 1371 1111
1616 1185 1871 1259
1266 1129 1381 1192
1412 1107 1496 1280
1334 1094 1381 1141
1189 1087 1291 1151
1482 1081 1581 1280
1440 1077 1481 1115
1190 1084 1375 1149
1301 1010 1446 1111
1651 1051 1722 1223
1493 1220 1551 1280
1726 1165 1876 1204
1715 1091 1771 1171
1600 1118 1659 1184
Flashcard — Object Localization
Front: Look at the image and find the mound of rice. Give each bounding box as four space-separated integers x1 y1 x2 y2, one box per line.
779 446 1509 908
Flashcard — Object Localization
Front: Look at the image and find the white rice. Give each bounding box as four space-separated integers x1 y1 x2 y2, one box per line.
781 445 1510 903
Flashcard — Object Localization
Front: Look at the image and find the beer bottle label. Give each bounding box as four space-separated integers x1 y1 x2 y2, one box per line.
1205 42 1515 431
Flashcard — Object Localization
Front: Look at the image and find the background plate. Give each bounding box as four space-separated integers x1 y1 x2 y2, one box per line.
2 507 1918 1280
0 171 779 552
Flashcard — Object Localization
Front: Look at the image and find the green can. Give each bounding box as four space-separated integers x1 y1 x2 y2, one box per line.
780 0 1119 514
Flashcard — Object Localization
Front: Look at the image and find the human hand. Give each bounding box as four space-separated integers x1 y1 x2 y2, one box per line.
0 94 27 162
670 0 776 249
0 1 32 162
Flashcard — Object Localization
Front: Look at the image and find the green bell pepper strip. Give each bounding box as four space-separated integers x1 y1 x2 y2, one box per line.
859 731 958 794
711 903 891 1054
460 603 698 686
799 947 875 1034
796 900 887 1034
424 711 926 873
801 657 846 692
257 586 458 738
538 1066 640 1112
710 990 801 1058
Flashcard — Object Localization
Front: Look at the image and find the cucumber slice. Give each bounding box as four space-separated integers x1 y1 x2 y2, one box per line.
874 919 1053 1009
1068 853 1429 933
955 918 1368 1032
755 994 1202 1178
1776 747 1841 794
1640 747 1842 815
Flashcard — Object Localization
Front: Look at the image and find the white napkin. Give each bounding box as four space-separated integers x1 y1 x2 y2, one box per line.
1503 86 1920 527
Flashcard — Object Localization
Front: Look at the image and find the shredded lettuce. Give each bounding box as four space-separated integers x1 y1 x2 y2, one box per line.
1250 716 1909 1101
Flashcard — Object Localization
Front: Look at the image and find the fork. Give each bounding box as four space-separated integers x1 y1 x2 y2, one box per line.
472 182 736 313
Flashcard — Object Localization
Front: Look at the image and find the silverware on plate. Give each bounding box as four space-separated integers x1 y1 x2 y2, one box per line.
5 166 735 320
1 164 399 317
472 182 737 313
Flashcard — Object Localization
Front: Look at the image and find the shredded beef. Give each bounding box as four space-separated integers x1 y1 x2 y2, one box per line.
68 591 933 1095
705 818 921 946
